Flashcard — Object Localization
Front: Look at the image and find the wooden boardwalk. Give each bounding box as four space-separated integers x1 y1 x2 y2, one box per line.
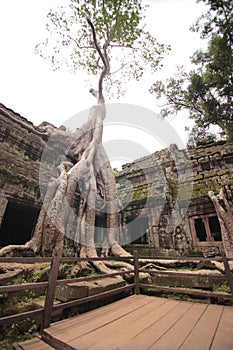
15 295 233 350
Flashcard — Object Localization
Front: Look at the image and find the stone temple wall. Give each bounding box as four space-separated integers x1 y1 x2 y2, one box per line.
0 104 48 246
0 104 47 205
0 104 74 248
116 141 233 257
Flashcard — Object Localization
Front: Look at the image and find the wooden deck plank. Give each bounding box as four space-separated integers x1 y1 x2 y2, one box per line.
42 295 154 344
18 295 233 350
179 304 224 350
48 295 150 334
45 294 145 335
148 302 208 350
68 297 172 349
15 337 54 350
83 298 179 350
117 300 194 350
211 306 233 350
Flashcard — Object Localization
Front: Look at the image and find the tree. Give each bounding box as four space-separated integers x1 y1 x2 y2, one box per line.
150 0 233 146
192 0 233 44
208 189 233 258
0 0 168 272
186 124 217 147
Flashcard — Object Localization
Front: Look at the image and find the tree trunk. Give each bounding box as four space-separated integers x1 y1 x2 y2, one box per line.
208 189 233 258
0 103 130 273
0 16 131 272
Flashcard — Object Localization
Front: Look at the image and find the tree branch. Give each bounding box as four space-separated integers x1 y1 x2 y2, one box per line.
86 17 110 105
102 0 111 42
167 94 204 116
111 60 137 75
68 35 94 50
109 44 141 51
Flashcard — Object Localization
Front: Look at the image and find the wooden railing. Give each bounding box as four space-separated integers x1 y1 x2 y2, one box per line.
137 250 233 302
0 252 136 330
0 250 232 331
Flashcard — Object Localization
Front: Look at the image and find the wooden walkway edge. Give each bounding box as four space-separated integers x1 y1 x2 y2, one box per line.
14 295 233 350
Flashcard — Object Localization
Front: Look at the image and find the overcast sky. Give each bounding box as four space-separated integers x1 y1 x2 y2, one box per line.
0 0 208 149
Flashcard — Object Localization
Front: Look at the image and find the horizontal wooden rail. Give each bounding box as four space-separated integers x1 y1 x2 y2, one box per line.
0 257 53 263
56 269 134 286
60 255 134 262
138 256 230 261
0 281 48 293
0 308 43 326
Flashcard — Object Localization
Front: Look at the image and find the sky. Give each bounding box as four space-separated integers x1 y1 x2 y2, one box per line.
0 0 208 165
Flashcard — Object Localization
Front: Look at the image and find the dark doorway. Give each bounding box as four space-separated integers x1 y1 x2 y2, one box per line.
94 214 107 247
129 217 149 244
0 203 39 247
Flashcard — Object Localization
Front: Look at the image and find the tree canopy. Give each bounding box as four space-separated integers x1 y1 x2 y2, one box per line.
36 0 169 99
151 0 233 146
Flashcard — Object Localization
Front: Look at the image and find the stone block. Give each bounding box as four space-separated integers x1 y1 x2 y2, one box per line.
152 270 225 290
74 276 126 296
55 284 88 302
55 276 126 302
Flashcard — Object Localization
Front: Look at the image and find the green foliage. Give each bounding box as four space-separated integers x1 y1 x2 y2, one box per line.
0 319 38 350
20 277 27 284
212 281 230 292
40 263 49 270
32 270 41 281
112 167 118 176
22 155 29 160
19 291 36 304
192 0 233 45
151 0 233 146
32 264 50 282
36 0 169 97
186 124 217 147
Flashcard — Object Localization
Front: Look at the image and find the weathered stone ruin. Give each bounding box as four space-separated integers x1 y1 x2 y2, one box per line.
116 141 233 257
0 104 46 247
1 103 233 258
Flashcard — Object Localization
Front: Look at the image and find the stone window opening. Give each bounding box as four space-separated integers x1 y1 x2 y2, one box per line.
208 216 222 241
190 214 222 247
194 218 207 242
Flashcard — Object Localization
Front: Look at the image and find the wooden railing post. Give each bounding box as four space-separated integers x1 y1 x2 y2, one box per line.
221 249 233 299
42 248 62 329
133 250 140 295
